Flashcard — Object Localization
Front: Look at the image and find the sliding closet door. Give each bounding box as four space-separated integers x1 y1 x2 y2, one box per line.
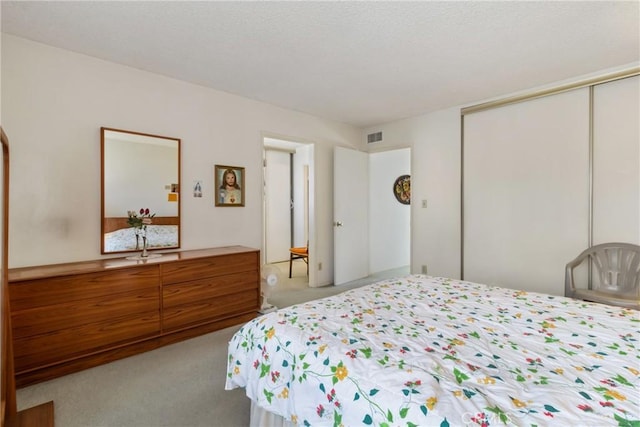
463 89 590 295
593 76 640 244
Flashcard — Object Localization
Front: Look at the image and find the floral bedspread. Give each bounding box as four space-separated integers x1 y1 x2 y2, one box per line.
103 225 178 251
225 275 639 426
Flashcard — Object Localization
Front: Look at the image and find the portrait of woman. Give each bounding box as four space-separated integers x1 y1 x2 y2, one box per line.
215 165 245 206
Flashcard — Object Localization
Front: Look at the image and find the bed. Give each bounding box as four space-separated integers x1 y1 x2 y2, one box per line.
103 225 178 252
226 275 639 426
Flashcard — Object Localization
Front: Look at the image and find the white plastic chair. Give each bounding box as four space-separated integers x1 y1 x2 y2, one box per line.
565 242 640 310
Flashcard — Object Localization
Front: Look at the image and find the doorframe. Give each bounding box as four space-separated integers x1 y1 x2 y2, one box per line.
262 133 316 287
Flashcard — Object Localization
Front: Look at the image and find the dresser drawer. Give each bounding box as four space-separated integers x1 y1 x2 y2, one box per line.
13 311 160 373
8 246 260 387
162 271 258 308
10 265 160 312
163 290 258 332
11 288 160 339
162 270 259 332
161 252 257 285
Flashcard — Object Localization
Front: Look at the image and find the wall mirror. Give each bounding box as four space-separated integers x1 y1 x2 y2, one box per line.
101 127 181 254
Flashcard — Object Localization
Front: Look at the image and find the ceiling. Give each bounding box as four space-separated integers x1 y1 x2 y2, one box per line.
2 1 638 128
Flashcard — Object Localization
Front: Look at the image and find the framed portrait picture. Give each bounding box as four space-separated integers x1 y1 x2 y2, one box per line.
215 165 245 206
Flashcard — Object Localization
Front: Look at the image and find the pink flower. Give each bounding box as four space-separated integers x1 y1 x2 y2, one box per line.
127 208 155 229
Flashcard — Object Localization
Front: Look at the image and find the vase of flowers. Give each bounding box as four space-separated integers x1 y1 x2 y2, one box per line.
141 233 149 258
127 208 155 256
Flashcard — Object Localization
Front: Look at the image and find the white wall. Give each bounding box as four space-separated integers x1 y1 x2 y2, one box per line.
1 34 360 283
3 33 637 291
369 148 410 273
362 64 639 290
363 108 462 280
105 139 179 217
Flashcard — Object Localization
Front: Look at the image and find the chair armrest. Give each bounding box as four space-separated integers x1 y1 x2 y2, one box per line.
565 263 576 297
565 251 588 297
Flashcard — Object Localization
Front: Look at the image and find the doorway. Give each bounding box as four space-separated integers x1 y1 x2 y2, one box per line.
334 146 411 285
263 136 314 290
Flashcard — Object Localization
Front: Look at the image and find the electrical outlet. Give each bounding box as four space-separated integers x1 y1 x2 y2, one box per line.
421 199 427 208
318 262 322 271
421 265 428 274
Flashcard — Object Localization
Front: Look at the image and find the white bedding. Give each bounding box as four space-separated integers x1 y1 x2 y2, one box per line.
226 275 640 426
103 225 178 252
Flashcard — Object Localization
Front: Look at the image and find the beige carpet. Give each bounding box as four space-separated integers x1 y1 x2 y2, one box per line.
17 325 249 427
16 265 409 427
264 259 310 293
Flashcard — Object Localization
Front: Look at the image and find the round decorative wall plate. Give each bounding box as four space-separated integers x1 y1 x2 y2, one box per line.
393 175 411 205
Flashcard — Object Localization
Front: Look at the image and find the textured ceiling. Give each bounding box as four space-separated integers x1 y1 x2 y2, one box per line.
2 1 639 128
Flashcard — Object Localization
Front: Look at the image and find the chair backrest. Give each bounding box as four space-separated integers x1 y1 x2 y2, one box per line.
565 242 640 307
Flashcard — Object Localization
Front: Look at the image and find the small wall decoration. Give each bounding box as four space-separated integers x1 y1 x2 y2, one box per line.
215 165 245 206
167 183 179 202
193 180 203 198
393 174 411 205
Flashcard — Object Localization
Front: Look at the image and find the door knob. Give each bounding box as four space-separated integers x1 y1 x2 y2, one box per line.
334 221 343 227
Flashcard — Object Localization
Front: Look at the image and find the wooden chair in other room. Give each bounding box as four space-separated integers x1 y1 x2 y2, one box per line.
289 244 308 278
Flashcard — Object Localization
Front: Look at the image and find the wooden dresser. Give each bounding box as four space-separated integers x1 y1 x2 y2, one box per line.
8 246 260 387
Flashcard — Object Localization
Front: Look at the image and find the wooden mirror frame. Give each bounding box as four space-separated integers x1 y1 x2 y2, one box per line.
100 127 181 254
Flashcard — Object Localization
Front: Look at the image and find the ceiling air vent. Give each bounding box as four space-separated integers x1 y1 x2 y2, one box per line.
367 131 383 144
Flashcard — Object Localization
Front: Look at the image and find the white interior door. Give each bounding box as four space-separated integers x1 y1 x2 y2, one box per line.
265 150 291 263
334 146 369 285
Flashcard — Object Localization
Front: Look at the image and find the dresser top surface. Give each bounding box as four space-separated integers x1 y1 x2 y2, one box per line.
9 246 259 282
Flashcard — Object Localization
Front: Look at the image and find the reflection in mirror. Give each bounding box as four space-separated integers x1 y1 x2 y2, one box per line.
101 128 180 254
